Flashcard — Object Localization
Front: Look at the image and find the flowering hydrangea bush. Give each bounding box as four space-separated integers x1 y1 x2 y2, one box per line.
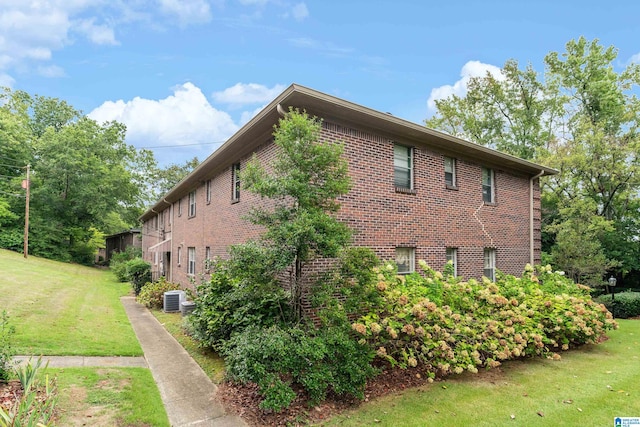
352 262 617 377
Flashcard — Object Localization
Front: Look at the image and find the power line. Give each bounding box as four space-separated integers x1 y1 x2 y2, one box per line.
0 189 24 198
0 162 26 169
137 140 225 149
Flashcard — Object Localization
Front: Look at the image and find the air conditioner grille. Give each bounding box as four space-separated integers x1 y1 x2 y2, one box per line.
163 290 185 312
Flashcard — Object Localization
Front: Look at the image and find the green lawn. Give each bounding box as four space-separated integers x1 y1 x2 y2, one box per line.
0 249 142 356
324 319 640 426
152 310 226 383
0 249 167 425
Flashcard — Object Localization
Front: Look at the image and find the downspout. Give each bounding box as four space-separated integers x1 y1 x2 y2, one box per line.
530 170 545 265
169 201 174 283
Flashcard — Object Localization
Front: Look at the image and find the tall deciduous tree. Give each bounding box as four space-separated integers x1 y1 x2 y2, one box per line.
0 88 154 264
241 108 352 319
426 59 561 160
426 38 640 283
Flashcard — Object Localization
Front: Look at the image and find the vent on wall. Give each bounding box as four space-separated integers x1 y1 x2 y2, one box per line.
163 290 185 312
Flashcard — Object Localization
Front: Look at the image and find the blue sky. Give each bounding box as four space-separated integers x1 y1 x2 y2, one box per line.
2 0 639 165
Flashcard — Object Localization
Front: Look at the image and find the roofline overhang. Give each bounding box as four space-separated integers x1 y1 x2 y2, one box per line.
140 84 557 222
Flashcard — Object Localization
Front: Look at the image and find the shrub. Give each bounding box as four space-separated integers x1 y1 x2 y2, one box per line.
596 291 640 319
110 247 142 282
125 258 152 295
353 262 617 375
0 310 15 383
224 324 376 411
188 259 290 351
137 277 182 309
0 357 58 426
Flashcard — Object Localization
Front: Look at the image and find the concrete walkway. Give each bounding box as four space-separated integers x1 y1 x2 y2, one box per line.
121 296 247 427
13 355 147 368
15 298 247 427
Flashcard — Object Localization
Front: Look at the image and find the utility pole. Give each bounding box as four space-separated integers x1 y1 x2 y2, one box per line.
23 164 30 259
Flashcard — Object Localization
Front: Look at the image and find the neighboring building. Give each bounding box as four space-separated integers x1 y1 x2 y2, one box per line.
140 84 556 291
105 229 142 262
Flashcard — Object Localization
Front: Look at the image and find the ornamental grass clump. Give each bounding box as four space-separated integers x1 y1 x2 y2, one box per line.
354 262 617 377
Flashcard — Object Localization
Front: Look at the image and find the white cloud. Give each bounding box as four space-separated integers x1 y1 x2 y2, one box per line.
212 83 286 107
37 64 66 78
239 104 267 125
0 73 15 88
238 0 270 5
290 3 309 21
288 37 352 56
0 1 213 84
629 52 640 64
89 82 239 150
158 0 212 26
427 60 503 111
74 18 119 45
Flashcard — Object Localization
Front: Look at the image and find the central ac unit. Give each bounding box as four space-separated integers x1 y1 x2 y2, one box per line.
163 290 185 312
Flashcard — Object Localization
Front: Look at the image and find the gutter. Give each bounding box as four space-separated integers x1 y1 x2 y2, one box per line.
530 170 545 265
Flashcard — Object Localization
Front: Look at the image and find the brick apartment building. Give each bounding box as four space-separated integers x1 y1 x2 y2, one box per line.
140 84 556 289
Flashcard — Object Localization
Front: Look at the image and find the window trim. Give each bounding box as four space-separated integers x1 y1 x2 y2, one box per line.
188 247 196 276
206 179 212 204
393 144 414 191
395 247 415 274
177 246 182 266
232 163 241 202
445 247 458 277
177 198 182 217
484 248 496 282
188 190 196 218
204 246 211 273
482 167 495 203
444 156 456 188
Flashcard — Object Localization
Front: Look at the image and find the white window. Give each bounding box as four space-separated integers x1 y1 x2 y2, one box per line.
446 247 457 277
484 248 496 281
395 247 415 274
159 211 164 228
153 251 158 266
232 163 241 201
177 246 182 266
394 144 413 189
482 167 494 203
444 157 456 187
178 198 182 216
206 180 212 204
188 190 196 217
188 247 196 275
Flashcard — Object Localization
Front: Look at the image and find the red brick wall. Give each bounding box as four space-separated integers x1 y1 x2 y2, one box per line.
142 119 541 291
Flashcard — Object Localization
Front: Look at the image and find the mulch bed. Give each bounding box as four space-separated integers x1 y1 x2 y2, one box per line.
0 380 24 411
219 364 433 426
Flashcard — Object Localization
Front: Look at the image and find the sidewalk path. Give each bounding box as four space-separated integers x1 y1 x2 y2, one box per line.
13 355 147 368
121 296 247 427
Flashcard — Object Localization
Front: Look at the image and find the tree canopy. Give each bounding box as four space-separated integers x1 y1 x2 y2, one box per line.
0 88 194 264
427 37 640 285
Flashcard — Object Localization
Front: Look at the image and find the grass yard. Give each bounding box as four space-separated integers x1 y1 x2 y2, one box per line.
324 319 640 427
0 249 142 356
53 367 170 426
152 310 226 383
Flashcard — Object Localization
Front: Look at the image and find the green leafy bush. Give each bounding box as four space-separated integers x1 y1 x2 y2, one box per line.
188 258 290 352
0 310 15 383
0 357 58 426
224 324 376 411
596 291 640 319
110 247 142 282
352 262 617 375
125 258 152 295
137 277 182 309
